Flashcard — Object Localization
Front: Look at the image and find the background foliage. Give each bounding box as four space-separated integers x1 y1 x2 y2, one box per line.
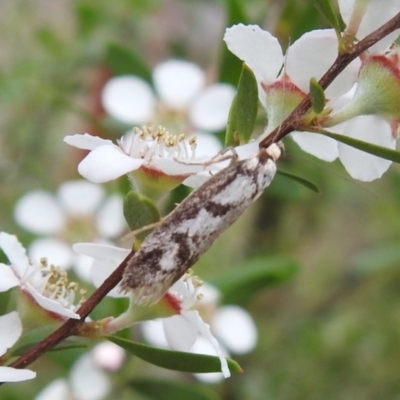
1 0 400 399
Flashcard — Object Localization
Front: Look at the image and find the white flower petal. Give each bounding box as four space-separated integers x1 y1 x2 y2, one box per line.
91 342 125 371
0 233 30 276
212 305 257 354
153 60 205 108
224 24 283 101
58 181 105 216
182 172 212 188
64 134 114 151
191 337 226 383
25 283 80 320
70 353 111 400
0 366 36 383
73 242 130 260
193 132 223 159
72 253 94 282
286 29 360 98
163 315 198 352
338 116 395 181
34 379 70 400
141 320 169 348
101 76 156 124
0 264 20 291
28 238 73 270
291 131 339 161
0 311 23 356
78 145 144 183
152 157 206 175
14 191 65 235
96 194 126 238
339 0 400 54
181 310 230 378
190 84 236 131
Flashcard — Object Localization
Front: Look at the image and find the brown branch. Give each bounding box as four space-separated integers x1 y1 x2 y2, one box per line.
8 250 135 371
259 11 400 148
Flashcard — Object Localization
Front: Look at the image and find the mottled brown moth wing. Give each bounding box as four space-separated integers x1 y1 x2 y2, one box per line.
120 144 281 305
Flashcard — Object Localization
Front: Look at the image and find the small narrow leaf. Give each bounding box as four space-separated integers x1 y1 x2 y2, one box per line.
106 43 152 82
312 0 343 33
317 129 400 163
211 256 299 304
130 378 221 400
225 64 258 146
106 336 242 374
309 77 326 114
12 341 86 357
123 191 160 240
277 169 321 193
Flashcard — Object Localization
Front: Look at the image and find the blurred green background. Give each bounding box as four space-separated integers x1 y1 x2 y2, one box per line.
1 0 400 399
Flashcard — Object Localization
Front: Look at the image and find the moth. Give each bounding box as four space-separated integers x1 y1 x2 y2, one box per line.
120 144 281 304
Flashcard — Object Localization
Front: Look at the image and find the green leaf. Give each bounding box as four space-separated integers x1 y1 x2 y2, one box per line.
277 169 321 194
309 77 325 114
211 256 299 304
106 336 242 374
312 0 343 33
123 191 160 240
225 64 258 146
130 378 221 400
106 43 152 82
219 0 248 84
317 129 400 163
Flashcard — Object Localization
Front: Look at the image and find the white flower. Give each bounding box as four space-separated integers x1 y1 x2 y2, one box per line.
0 312 36 382
64 127 223 191
34 345 112 400
141 281 257 383
224 24 360 162
0 232 81 320
101 59 235 133
72 242 230 378
224 21 400 182
14 180 126 280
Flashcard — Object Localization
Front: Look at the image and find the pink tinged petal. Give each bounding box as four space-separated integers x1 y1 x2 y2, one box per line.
58 180 105 216
291 131 339 161
181 310 230 378
101 76 155 124
91 342 126 371
153 60 205 108
34 379 70 400
141 320 169 348
163 315 198 352
64 133 114 151
0 311 23 355
190 84 236 131
338 116 395 181
25 283 80 319
78 145 144 183
224 24 283 87
0 232 30 276
0 367 36 383
28 238 73 270
212 306 257 354
286 30 360 98
70 353 111 400
0 264 19 291
96 194 127 238
14 191 65 235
